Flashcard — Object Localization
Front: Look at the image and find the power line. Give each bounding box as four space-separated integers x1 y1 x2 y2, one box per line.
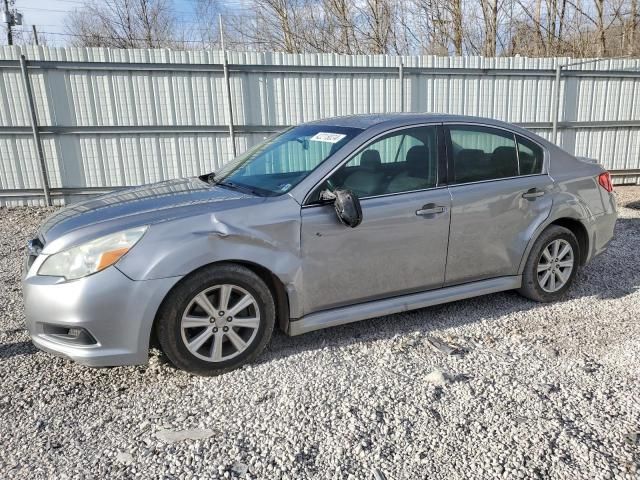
178 0 254 9
17 5 198 16
16 3 259 21
13 28 208 44
16 23 62 28
44 0 86 4
14 6 80 14
13 26 272 48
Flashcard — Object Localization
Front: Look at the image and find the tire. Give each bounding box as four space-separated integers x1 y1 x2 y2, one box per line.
517 225 580 302
156 263 275 376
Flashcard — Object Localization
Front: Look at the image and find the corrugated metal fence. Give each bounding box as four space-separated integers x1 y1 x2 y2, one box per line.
0 46 639 206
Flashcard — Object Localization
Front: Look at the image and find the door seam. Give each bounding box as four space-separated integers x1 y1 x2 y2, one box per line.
442 186 453 287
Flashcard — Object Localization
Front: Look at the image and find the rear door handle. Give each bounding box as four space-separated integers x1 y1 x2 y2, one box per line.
522 188 545 199
416 204 446 216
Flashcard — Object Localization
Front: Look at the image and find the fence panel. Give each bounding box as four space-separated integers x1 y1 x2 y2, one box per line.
0 46 639 206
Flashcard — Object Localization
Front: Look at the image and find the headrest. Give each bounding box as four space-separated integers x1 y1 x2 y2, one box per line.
361 150 381 169
405 146 428 175
457 149 483 164
492 146 517 162
492 147 518 176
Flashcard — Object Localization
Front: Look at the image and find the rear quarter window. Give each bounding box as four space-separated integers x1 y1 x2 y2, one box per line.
516 135 544 175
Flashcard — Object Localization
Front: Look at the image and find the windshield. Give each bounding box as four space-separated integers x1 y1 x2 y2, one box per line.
210 125 362 196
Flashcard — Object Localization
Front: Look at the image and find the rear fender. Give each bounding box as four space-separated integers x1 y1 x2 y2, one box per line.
517 191 591 274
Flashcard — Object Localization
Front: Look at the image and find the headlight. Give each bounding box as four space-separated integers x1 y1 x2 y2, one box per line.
38 226 148 280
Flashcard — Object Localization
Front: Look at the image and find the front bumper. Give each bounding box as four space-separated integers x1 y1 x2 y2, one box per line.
22 264 180 367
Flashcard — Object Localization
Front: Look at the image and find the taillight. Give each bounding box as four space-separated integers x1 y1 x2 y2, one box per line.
598 172 613 192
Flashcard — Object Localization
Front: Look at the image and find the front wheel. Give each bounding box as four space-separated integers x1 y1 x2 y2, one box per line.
518 225 579 302
156 264 275 375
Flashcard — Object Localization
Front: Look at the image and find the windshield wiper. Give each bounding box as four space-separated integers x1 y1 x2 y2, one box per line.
215 179 263 196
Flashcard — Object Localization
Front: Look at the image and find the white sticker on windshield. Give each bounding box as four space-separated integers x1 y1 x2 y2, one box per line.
309 132 346 143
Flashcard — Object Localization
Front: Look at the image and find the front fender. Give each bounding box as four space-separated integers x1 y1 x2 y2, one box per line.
116 196 304 317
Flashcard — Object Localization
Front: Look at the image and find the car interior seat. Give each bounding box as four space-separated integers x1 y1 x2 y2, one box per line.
342 149 384 197
454 149 485 182
387 146 433 192
491 146 519 178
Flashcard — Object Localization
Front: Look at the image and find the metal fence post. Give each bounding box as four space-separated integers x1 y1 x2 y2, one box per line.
219 15 237 158
398 60 404 113
551 63 563 145
19 54 51 206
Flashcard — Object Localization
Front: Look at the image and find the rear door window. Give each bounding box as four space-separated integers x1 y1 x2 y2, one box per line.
448 126 519 183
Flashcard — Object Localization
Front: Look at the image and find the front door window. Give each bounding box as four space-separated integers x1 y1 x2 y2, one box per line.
318 126 439 199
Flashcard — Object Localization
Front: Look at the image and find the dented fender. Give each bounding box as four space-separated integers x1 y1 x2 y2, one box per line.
116 195 305 317
517 189 594 274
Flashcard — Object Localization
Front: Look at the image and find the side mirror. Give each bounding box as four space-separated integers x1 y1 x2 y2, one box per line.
320 188 363 228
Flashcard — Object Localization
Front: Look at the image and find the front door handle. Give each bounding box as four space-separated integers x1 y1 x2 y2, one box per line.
522 188 545 199
416 204 446 216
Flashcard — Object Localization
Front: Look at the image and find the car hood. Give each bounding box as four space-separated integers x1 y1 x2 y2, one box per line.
37 177 262 249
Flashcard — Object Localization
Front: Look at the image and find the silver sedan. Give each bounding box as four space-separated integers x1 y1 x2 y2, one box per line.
22 114 617 375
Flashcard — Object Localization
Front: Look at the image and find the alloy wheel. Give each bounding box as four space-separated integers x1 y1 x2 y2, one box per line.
180 284 260 362
536 239 574 293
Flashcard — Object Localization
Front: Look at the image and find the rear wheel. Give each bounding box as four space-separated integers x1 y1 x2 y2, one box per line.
518 225 579 302
156 264 275 375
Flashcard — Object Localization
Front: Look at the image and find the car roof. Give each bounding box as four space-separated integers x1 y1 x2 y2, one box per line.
307 113 521 131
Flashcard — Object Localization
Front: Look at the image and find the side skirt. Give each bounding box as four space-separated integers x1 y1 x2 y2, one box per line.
287 276 522 336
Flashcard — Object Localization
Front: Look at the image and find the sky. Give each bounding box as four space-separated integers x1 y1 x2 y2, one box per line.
3 0 78 45
2 0 248 47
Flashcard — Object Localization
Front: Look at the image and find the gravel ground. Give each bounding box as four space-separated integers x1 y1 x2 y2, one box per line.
1 187 640 480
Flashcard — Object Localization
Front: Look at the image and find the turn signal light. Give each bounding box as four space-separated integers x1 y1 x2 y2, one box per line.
96 247 131 271
598 172 613 192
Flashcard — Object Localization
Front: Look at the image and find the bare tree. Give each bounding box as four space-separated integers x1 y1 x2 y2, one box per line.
356 0 395 53
307 0 359 53
66 0 175 48
594 0 607 54
63 0 640 58
219 0 307 53
193 0 224 48
476 0 498 55
451 0 464 54
630 0 638 53
408 0 466 54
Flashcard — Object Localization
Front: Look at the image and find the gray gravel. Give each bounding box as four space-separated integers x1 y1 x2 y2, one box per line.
2 187 640 480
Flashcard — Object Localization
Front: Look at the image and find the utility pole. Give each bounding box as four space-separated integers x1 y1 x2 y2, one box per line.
32 24 38 45
3 0 12 45
3 0 22 46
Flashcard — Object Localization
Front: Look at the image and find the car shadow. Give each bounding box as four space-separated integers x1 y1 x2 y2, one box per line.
259 216 640 364
261 290 550 365
0 341 38 360
578 217 640 300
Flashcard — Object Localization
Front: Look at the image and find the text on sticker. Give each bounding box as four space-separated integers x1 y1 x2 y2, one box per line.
310 132 347 143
